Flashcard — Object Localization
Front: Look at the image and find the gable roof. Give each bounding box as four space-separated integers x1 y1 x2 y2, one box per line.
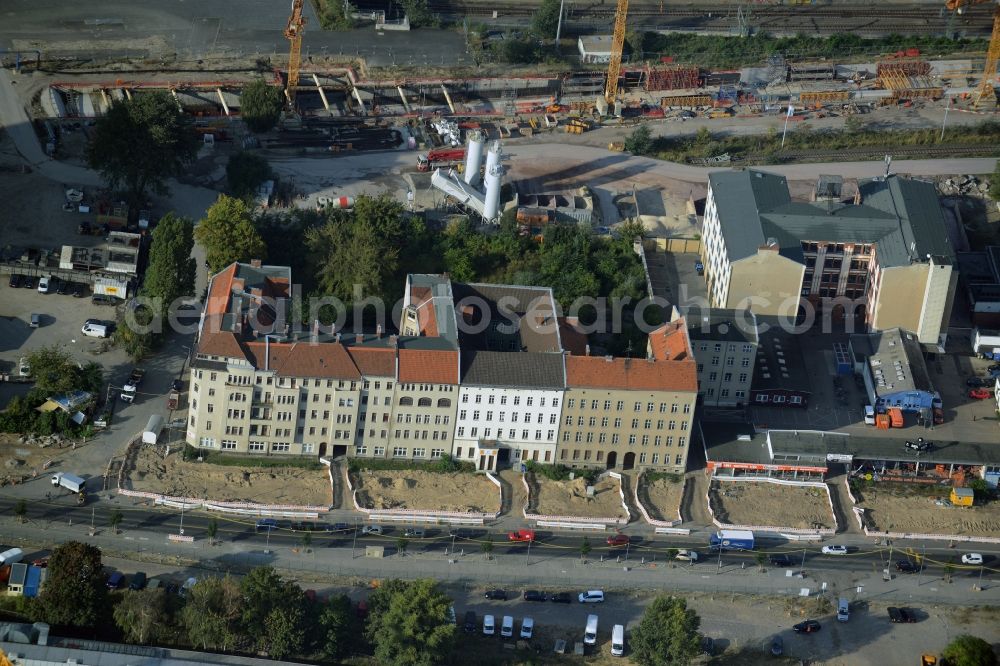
709 170 953 268
647 320 691 361
398 349 459 384
460 350 565 388
565 355 697 392
348 347 396 378
243 340 361 379
451 282 562 353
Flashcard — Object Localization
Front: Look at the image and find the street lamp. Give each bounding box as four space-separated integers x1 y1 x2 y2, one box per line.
179 502 185 536
526 538 532 566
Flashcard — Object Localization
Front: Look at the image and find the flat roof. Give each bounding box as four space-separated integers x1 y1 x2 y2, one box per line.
851 328 933 395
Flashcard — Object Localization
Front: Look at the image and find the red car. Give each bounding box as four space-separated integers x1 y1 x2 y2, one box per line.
969 388 992 400
507 530 536 543
606 534 630 547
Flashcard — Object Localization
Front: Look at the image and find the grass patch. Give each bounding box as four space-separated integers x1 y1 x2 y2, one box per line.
347 454 475 474
182 445 323 471
645 471 683 484
650 121 1000 164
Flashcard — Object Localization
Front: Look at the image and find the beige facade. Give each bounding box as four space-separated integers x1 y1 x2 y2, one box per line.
869 263 928 336
558 388 697 472
724 249 805 316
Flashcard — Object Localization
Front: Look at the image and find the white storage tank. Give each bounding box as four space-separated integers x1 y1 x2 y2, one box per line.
463 130 485 186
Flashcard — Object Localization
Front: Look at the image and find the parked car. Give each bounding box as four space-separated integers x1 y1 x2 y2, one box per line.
966 376 989 388
71 282 86 298
523 590 545 602
31 556 49 568
508 530 536 543
255 518 278 531
8 274 23 288
695 260 705 276
500 615 514 638
606 533 630 547
106 572 125 589
520 617 534 639
37 276 51 294
56 280 69 295
793 619 821 634
403 527 425 538
92 294 116 306
769 554 793 567
969 388 992 400
361 525 383 536
895 560 918 573
962 553 984 565
933 407 944 425
331 522 351 532
701 636 715 655
484 589 508 600
675 549 699 562
578 590 605 603
463 611 477 634
548 591 573 603
18 357 30 377
129 571 147 590
483 614 495 636
821 545 848 555
904 438 932 452
888 607 916 623
770 635 784 656
22 275 37 289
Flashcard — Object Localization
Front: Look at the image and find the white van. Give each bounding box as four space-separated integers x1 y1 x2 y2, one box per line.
837 597 850 622
0 547 24 566
584 614 599 645
611 623 625 656
520 617 534 639
864 405 875 425
483 614 495 636
81 320 110 338
501 615 514 638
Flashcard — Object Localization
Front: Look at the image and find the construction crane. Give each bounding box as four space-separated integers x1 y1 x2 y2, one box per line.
604 0 629 106
284 0 307 105
947 0 1000 107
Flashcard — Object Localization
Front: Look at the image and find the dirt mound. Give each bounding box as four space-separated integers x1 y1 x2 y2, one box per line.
858 490 1000 537
534 475 626 519
709 481 834 530
354 469 499 513
641 476 685 523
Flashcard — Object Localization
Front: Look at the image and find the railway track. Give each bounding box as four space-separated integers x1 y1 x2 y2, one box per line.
748 143 997 164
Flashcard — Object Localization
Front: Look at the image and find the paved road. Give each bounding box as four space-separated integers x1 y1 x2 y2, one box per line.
0 0 469 67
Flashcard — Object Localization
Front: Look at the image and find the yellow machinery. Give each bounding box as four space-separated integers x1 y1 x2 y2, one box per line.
284 0 307 105
604 0 630 105
947 0 1000 107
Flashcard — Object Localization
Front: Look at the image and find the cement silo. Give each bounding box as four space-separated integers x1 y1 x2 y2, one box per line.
463 130 485 186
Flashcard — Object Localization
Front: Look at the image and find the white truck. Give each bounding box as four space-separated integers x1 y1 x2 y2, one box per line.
143 414 164 444
51 472 85 494
120 367 145 404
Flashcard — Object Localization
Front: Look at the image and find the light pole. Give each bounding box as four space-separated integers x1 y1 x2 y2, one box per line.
717 546 723 574
978 565 985 591
451 532 457 556
352 521 358 559
800 548 807 573
526 538 532 566
179 502 185 536
940 97 951 142
918 543 926 586
625 540 630 563
265 524 272 554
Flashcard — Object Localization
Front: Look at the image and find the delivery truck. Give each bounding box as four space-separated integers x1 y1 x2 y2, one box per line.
51 472 85 494
709 529 755 551
143 414 164 444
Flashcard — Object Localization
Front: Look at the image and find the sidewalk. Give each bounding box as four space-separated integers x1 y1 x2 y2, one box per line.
5 516 997 608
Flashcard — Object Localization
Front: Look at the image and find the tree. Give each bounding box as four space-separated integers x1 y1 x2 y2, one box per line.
397 536 409 556
580 537 592 561
194 195 267 273
481 537 494 561
109 509 123 534
318 0 354 29
241 79 283 133
755 552 767 572
240 566 309 658
400 0 437 28
367 579 456 666
114 588 168 644
206 517 218 545
112 305 156 362
142 213 196 316
26 346 79 394
532 0 561 39
300 530 313 553
226 152 273 199
941 635 997 666
624 124 653 155
315 594 356 659
630 595 701 666
181 576 243 651
36 541 107 627
14 499 26 523
87 93 198 216
992 160 1000 202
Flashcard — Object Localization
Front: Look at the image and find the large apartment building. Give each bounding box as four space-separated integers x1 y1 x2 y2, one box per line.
187 265 699 472
670 306 758 408
701 170 956 346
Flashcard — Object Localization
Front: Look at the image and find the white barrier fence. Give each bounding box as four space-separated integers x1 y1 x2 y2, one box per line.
655 527 691 535
537 521 607 531
706 477 836 537
632 472 685 528
168 534 195 543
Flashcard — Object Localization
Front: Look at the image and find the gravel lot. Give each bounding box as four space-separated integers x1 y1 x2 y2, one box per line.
857 485 1000 537
534 476 627 520
709 480 836 530
353 469 501 514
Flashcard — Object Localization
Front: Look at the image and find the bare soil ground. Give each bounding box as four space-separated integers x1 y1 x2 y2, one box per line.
534 475 627 519
709 480 835 530
353 469 500 513
639 476 685 523
0 432 82 486
127 444 331 506
857 486 1000 537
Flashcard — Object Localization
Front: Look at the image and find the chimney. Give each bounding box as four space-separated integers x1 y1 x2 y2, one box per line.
376 324 383 339
605 355 614 363
355 333 363 344
312 319 320 338
389 334 399 348
585 344 590 356
853 188 862 205
335 333 342 344
250 258 262 268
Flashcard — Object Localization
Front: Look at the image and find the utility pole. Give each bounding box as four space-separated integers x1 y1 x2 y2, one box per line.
555 0 565 52
940 96 951 142
717 546 723 574
624 540 630 562
781 104 793 149
526 538 532 566
800 547 807 573
451 532 457 556
265 524 272 554
179 502 185 536
352 521 358 559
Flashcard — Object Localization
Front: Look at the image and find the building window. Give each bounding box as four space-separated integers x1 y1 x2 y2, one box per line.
303 443 315 454
739 373 748 383
272 443 290 453
221 440 238 450
721 389 730 398
616 401 624 410
611 434 620 444
355 446 368 456
724 373 732 382
712 356 720 366
709 372 717 381
675 455 683 465
413 448 426 458
374 446 385 456
741 358 751 367
249 441 266 452
628 434 636 445
735 391 745 398
431 448 445 458
475 394 482 404
392 447 407 457
671 403 678 413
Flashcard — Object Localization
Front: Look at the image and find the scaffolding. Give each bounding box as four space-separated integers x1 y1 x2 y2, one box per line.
660 94 712 108
876 58 932 78
644 64 700 91
799 90 851 104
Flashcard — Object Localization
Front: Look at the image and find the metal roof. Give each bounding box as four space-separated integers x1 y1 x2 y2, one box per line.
851 328 934 395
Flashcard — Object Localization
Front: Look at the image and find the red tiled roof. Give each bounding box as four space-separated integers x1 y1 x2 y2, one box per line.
398 349 459 384
197 331 247 359
348 347 396 378
410 285 432 306
565 355 697 392
244 341 361 379
558 316 589 356
648 319 691 361
416 301 440 337
205 263 238 317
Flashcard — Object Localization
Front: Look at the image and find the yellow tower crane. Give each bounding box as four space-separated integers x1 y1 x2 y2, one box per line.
947 0 1000 107
284 0 307 105
604 0 630 107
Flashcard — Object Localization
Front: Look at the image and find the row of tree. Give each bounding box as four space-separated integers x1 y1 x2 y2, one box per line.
0 347 103 435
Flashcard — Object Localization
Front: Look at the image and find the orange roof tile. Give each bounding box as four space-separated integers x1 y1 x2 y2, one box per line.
348 347 396 378
398 349 459 384
197 330 247 359
557 316 589 356
648 319 692 361
205 264 238 317
416 300 440 337
244 341 361 379
565 355 697 392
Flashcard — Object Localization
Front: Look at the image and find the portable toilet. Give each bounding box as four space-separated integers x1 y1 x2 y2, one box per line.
950 487 974 507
